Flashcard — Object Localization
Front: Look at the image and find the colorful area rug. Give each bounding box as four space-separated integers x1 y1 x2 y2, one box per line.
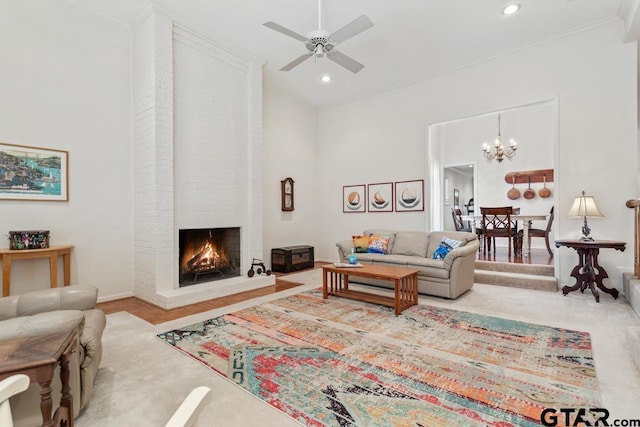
157 289 600 426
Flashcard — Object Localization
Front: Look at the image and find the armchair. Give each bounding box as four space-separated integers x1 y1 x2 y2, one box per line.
0 286 106 423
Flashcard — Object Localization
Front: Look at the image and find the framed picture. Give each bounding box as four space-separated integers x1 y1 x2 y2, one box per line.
367 182 393 212
343 184 366 213
395 179 424 212
0 143 69 201
453 188 460 209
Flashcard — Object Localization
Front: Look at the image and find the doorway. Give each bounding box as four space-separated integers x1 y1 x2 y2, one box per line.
443 163 476 231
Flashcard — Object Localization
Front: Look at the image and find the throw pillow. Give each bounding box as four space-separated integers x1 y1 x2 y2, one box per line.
367 234 390 254
432 237 463 259
442 237 463 249
352 235 370 253
433 244 450 259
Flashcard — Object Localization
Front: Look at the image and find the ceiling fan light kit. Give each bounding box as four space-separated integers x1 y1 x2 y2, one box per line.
263 0 373 73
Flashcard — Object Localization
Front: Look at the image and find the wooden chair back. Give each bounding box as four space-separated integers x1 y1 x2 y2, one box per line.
545 206 555 233
451 208 466 231
480 206 516 254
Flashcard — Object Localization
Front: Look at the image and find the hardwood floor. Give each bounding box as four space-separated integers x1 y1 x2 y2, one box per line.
97 250 552 325
96 265 327 325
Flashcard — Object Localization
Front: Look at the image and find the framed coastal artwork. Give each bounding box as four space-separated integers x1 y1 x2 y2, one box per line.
343 184 366 213
395 179 424 212
367 182 393 212
0 143 69 201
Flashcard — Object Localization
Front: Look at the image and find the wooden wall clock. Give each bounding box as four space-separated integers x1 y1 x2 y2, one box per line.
281 177 294 211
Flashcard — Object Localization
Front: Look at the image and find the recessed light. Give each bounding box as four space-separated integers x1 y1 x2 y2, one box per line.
502 3 520 15
321 74 331 83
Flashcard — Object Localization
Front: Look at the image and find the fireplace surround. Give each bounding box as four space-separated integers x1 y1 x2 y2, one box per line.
132 13 273 309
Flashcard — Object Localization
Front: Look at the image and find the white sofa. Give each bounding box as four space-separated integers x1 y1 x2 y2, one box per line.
336 229 479 299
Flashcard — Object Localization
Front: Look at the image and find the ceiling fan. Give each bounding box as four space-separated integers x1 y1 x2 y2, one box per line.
263 0 373 73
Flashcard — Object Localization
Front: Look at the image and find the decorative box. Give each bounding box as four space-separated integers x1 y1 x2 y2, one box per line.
271 245 314 273
8 230 50 250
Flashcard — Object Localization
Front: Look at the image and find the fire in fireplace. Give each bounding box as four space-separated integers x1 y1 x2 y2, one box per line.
179 227 240 286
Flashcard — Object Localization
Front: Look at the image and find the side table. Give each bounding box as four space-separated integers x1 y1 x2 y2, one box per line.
0 245 74 297
0 330 77 427
554 239 626 302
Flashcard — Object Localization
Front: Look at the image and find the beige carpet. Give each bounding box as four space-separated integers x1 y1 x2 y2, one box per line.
72 270 640 426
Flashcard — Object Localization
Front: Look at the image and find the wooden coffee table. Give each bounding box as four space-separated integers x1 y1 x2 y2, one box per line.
322 264 419 315
0 330 77 427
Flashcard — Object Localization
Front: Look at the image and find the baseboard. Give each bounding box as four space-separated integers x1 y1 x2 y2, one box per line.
97 291 135 303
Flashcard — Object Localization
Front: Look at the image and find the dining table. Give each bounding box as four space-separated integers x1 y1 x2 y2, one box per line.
460 213 548 257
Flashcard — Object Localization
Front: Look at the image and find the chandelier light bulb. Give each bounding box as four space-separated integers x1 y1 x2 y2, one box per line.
482 113 518 163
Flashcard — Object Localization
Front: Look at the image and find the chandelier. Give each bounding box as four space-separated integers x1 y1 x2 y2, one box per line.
482 113 517 162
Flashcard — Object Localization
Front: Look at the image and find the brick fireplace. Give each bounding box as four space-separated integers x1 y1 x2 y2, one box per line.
131 12 272 309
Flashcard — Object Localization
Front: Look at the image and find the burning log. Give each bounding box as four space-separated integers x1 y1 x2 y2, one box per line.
186 242 221 272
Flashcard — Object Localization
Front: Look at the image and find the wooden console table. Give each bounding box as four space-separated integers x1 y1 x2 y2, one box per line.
0 245 74 297
0 330 77 427
555 239 626 302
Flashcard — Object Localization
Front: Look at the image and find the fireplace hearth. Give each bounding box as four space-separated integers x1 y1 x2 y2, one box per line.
179 227 240 286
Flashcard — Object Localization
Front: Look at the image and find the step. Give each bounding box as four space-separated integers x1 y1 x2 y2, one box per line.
474 270 558 292
475 260 554 277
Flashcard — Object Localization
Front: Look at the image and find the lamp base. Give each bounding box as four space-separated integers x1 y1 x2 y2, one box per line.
580 218 593 242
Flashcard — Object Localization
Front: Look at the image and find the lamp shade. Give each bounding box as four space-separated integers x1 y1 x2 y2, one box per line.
567 193 604 218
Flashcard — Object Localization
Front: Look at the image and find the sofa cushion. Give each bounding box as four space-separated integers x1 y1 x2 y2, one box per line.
352 235 370 253
391 231 429 257
426 231 476 257
369 254 409 266
406 257 450 279
433 237 464 259
352 252 384 263
363 229 396 253
368 234 390 254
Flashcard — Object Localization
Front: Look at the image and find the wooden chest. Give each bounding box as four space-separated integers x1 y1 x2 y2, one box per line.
271 245 314 273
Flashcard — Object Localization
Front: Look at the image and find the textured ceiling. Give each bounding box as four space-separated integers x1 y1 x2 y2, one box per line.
67 0 635 107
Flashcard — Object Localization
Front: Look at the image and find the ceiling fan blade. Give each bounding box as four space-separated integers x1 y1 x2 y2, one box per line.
263 21 308 42
327 51 364 73
329 15 373 44
280 53 313 71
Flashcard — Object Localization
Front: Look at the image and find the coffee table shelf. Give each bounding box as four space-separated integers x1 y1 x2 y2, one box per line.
322 264 418 315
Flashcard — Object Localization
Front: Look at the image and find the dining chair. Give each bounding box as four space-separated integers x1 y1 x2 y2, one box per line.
465 198 474 215
518 206 554 257
451 208 471 232
480 207 517 256
452 208 483 251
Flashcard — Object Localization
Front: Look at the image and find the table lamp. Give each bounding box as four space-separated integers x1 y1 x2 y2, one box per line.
567 190 603 241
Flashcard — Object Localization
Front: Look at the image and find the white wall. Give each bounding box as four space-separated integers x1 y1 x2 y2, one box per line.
315 21 637 292
0 1 132 297
262 89 319 266
435 101 555 247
